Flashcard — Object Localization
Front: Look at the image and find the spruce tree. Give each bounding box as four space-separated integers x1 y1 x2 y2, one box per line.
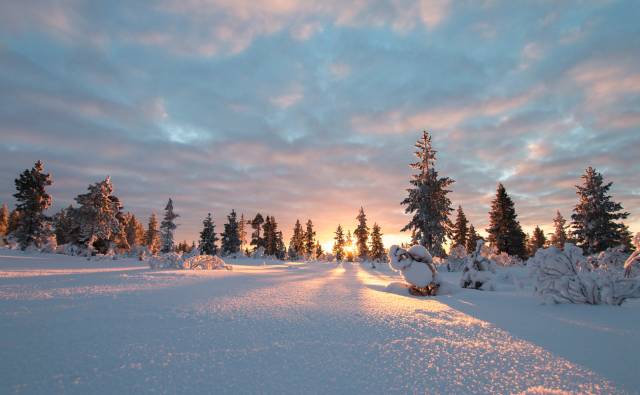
486 183 527 259
528 226 546 257
221 209 241 256
304 219 316 258
345 230 354 261
275 230 287 259
145 213 161 254
451 205 468 248
250 213 265 251
125 214 145 248
288 219 305 259
314 241 323 259
199 213 218 255
549 211 568 249
369 223 386 264
7 209 21 235
465 224 482 254
52 206 75 245
619 224 635 252
263 216 279 256
160 198 179 253
238 213 247 253
354 207 370 261
0 203 10 237
571 167 629 254
401 131 454 257
333 225 346 261
13 160 53 249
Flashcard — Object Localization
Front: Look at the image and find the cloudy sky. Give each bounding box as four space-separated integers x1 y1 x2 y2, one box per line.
1 0 639 249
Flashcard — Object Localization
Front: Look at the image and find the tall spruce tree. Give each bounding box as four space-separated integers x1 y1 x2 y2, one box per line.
333 225 346 262
288 219 305 260
160 198 179 253
401 131 454 257
13 160 53 249
314 241 323 259
275 229 287 260
7 209 21 235
549 211 568 249
0 203 10 237
528 226 546 257
125 214 145 248
145 213 160 254
465 224 482 254
354 207 370 261
250 213 265 251
199 213 218 255
304 219 316 258
72 176 122 252
221 209 241 256
263 216 280 256
571 167 629 254
451 205 468 248
369 223 385 264
486 183 527 259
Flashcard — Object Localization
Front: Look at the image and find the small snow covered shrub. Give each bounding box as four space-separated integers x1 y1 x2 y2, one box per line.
389 245 440 295
148 252 184 270
183 255 232 271
460 240 496 291
445 244 467 272
529 243 640 305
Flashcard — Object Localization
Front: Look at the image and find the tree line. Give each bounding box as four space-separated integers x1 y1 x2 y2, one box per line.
0 161 387 261
401 131 634 260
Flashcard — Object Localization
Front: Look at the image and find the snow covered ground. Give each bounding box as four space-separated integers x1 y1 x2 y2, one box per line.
1 250 639 394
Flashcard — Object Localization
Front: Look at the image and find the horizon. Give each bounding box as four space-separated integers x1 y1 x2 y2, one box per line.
1 1 639 250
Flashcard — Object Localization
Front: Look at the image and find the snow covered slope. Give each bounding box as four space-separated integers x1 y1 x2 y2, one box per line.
0 250 638 394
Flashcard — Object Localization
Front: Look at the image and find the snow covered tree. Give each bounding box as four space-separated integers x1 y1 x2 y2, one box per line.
333 225 346 261
549 211 568 249
401 131 454 258
72 176 123 252
288 219 305 260
52 206 75 245
528 226 547 257
125 213 145 248
160 198 179 253
465 224 482 254
451 205 468 248
7 209 21 235
221 209 241 256
250 213 265 251
199 213 218 256
571 167 629 255
486 183 527 259
145 213 161 254
369 223 386 264
238 213 248 254
0 203 9 237
13 160 53 249
304 219 316 258
354 207 370 261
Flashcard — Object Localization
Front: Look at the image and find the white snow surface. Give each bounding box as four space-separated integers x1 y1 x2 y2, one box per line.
1 249 640 394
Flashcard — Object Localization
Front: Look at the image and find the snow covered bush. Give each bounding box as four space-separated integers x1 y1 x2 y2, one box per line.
389 245 440 295
623 233 640 278
148 252 184 270
445 244 467 272
460 240 497 291
529 243 640 305
182 255 232 271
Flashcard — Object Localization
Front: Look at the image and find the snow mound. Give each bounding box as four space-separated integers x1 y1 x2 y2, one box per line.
529 244 640 305
388 245 440 295
460 240 496 291
149 252 183 270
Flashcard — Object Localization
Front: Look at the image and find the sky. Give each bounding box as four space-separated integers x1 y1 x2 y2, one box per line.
0 0 639 250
